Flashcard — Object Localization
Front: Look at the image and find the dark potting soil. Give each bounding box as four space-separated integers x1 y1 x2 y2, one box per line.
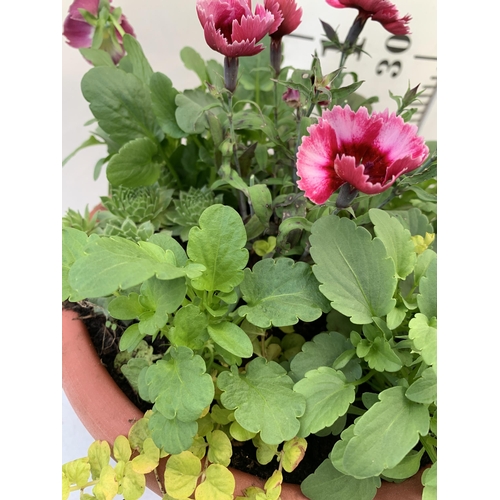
63 301 336 484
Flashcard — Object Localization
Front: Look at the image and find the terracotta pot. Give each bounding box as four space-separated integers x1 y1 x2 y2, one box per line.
62 308 424 499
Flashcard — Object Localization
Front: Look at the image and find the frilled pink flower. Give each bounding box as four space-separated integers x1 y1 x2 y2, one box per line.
326 0 411 35
265 0 302 39
296 105 429 203
196 0 281 57
63 0 135 64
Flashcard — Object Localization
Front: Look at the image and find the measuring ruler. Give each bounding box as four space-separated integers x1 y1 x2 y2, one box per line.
281 0 437 140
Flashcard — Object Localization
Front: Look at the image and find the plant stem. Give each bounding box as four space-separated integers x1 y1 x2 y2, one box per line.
351 369 376 387
420 435 437 463
69 480 99 492
227 93 248 219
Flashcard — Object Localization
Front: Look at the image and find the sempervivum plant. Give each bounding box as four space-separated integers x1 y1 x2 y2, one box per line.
100 184 173 227
62 0 437 499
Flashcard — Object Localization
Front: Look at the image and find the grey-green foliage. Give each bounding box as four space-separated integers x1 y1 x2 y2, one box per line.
166 187 224 241
62 206 99 235
101 184 173 227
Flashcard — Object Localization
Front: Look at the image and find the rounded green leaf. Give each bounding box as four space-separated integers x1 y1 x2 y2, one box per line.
131 437 160 474
217 359 306 445
301 459 380 500
238 258 329 328
187 205 248 292
294 367 355 437
93 465 118 500
310 215 397 324
207 322 253 358
342 387 430 479
281 438 307 473
369 208 417 279
121 462 146 500
62 458 91 489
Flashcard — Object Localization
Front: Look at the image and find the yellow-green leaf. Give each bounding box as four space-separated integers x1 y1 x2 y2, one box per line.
121 462 146 500
88 440 111 479
62 458 91 488
281 437 307 473
93 465 119 500
62 472 70 500
207 430 232 467
165 451 201 499
113 435 132 463
194 464 234 500
131 437 160 473
188 435 208 460
229 421 256 442
264 470 282 500
129 416 151 451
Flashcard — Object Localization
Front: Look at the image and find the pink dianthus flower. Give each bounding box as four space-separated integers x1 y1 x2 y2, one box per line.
196 0 281 58
326 0 411 35
63 0 135 64
296 105 429 204
265 0 302 39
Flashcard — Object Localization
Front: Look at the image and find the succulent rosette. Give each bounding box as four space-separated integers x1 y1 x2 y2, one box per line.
296 105 429 204
326 0 411 35
196 0 281 57
62 0 135 63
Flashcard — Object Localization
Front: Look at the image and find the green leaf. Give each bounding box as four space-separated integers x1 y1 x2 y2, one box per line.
300 459 380 500
174 90 220 134
81 66 163 146
62 228 88 301
122 34 154 85
62 472 70 500
150 72 186 138
248 184 273 227
382 448 425 480
168 304 209 350
62 135 104 167
145 346 214 422
195 464 235 500
164 451 201 499
293 367 355 437
148 411 198 455
405 366 437 404
207 430 232 467
388 208 433 237
180 46 208 85
108 292 144 320
340 386 429 478
217 358 306 444
422 463 437 500
207 322 253 358
417 257 437 319
238 258 329 328
355 337 403 372
310 215 397 324
409 313 437 366
289 332 361 383
369 208 416 279
69 236 186 298
139 276 187 327
79 48 115 67
187 204 248 292
414 249 437 287
106 137 160 187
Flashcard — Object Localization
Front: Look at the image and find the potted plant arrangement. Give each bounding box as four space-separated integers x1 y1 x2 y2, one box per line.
62 0 437 499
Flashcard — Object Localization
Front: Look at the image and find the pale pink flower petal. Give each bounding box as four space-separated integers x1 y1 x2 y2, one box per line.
296 105 429 202
325 0 411 35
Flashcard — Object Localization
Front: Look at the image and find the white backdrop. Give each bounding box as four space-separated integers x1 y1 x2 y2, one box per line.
62 1 436 497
